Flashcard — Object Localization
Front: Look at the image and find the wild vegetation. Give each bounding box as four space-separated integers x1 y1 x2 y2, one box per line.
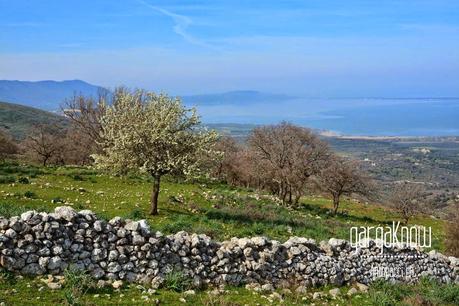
0 88 458 305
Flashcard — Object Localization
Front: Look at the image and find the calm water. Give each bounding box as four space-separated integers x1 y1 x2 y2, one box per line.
194 98 459 136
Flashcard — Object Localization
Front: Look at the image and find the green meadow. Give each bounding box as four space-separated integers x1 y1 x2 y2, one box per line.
0 161 457 305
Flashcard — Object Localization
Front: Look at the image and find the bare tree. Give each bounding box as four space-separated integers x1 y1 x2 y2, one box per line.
445 203 459 257
211 136 237 180
248 122 330 206
0 130 18 161
389 182 426 224
315 156 372 215
22 125 64 166
60 127 98 165
61 89 108 147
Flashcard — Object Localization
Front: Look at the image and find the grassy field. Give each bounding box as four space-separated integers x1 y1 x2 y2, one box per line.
0 161 457 305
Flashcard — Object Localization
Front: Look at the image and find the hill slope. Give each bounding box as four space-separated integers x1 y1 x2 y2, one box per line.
0 79 104 111
0 101 67 139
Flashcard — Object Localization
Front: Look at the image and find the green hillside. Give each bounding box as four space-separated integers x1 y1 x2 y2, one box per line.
0 101 68 139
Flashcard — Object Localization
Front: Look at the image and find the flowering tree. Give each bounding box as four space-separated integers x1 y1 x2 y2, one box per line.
94 89 218 215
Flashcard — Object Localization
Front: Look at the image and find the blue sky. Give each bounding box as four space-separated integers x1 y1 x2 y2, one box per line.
0 0 458 96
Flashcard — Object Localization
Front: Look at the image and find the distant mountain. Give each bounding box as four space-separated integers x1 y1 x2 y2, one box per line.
0 101 68 139
182 90 295 106
0 80 105 111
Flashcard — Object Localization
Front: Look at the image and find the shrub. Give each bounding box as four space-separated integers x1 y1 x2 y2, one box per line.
23 191 36 198
125 208 146 220
163 269 191 292
18 177 30 184
72 174 84 181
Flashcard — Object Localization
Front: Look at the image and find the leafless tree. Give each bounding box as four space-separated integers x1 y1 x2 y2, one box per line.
248 122 331 206
60 127 97 165
388 182 426 224
315 156 372 215
22 125 64 166
61 89 109 148
0 130 18 160
445 203 459 257
212 136 240 181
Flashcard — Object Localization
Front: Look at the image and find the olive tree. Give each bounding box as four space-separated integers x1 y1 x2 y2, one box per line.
93 89 218 215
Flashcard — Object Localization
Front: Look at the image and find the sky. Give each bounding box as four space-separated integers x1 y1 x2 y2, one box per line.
0 0 458 97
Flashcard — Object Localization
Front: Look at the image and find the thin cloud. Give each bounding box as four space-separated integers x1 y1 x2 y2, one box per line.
137 0 215 49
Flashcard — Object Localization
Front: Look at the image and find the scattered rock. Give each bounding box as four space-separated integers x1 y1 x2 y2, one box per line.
356 283 368 293
312 292 324 300
329 288 340 298
184 289 196 295
47 282 62 290
112 280 123 289
347 287 358 296
261 283 275 292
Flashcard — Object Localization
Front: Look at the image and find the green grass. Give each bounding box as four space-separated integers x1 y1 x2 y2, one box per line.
0 161 456 305
1 273 458 305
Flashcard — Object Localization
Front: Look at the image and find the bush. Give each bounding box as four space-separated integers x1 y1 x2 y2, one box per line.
23 191 36 198
18 177 30 184
125 208 146 220
72 174 84 181
163 269 191 292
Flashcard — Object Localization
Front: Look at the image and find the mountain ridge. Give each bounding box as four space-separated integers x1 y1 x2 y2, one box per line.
0 79 105 111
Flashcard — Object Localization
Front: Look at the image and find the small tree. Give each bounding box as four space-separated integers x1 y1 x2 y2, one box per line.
316 156 371 215
60 127 97 165
248 122 330 205
93 89 218 215
445 203 459 257
22 125 64 166
62 90 108 146
0 130 18 161
389 182 426 224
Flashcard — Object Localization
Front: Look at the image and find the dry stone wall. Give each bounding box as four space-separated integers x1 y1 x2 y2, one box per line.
0 207 458 289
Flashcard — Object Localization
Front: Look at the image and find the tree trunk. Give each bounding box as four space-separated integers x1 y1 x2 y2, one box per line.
332 194 340 216
150 175 161 215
